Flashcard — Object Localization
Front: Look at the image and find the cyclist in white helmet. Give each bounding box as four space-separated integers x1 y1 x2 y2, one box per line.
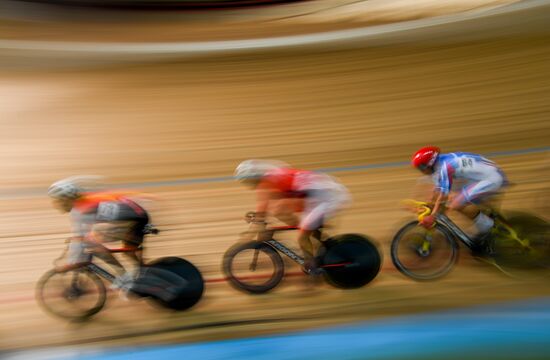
235 160 351 275
48 176 151 291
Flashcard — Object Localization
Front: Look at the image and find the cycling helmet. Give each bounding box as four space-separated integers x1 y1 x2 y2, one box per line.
48 178 81 199
412 146 440 171
234 159 288 182
48 175 103 199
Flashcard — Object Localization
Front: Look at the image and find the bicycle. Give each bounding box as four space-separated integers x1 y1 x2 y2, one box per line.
391 199 549 281
222 212 382 294
36 225 204 320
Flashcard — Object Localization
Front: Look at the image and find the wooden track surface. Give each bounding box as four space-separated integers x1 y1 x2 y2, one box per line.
1 2 550 352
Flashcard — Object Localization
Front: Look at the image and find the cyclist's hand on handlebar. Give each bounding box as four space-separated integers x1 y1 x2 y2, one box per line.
420 214 435 228
244 211 267 224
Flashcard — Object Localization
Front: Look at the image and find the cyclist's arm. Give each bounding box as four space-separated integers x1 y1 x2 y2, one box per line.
431 162 453 214
255 181 283 219
70 208 98 243
254 181 272 219
430 190 448 215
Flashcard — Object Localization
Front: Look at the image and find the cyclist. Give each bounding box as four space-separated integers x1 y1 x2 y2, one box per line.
411 146 507 252
48 176 151 291
235 160 351 274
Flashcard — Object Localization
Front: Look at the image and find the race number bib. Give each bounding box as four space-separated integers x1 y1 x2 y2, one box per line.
460 157 474 168
97 202 120 221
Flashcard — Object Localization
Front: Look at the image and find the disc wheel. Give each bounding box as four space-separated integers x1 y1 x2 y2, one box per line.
491 213 549 276
321 234 382 289
145 257 205 311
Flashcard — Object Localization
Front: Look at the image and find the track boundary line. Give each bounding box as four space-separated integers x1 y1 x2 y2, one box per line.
1 146 548 200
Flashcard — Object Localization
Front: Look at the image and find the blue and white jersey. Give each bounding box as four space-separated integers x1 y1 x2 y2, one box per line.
433 152 505 194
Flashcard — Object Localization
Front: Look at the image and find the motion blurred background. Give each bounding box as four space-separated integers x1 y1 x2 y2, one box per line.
1 0 549 358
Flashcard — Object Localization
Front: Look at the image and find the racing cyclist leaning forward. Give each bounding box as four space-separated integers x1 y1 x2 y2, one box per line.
48 176 152 291
412 146 508 253
235 160 351 275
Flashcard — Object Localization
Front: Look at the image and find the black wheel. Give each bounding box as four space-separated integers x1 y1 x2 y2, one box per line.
222 241 284 294
320 234 382 289
491 213 550 274
391 221 458 281
145 257 204 311
36 268 106 320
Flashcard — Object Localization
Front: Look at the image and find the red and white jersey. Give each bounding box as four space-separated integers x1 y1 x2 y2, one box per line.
260 167 342 196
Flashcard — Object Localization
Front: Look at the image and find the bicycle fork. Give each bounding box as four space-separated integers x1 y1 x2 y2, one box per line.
419 233 433 256
250 249 260 271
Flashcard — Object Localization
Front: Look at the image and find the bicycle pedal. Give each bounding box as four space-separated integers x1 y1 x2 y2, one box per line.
304 267 325 276
117 290 131 302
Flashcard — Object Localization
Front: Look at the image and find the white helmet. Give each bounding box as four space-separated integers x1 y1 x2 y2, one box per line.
234 159 289 182
47 175 104 199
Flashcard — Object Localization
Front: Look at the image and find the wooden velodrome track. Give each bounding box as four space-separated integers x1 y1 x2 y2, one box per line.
1 0 550 353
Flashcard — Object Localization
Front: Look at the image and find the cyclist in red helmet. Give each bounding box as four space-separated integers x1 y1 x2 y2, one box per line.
412 146 507 252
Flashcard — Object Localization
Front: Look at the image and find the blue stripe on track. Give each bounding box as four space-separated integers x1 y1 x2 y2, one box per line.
1 146 549 199
72 297 550 360
70 146 550 188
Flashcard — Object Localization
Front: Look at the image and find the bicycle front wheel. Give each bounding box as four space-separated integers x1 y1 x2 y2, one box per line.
222 241 284 294
36 268 107 320
391 221 458 281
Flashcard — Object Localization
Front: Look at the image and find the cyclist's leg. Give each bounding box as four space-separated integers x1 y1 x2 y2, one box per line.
299 186 350 272
86 228 127 276
298 195 325 273
450 177 504 247
122 218 148 266
103 203 149 268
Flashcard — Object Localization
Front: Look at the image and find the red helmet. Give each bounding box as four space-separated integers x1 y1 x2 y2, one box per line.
412 146 440 170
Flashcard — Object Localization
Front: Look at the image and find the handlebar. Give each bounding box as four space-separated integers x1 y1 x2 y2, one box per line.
401 199 432 222
244 211 267 225
143 224 160 235
244 212 299 232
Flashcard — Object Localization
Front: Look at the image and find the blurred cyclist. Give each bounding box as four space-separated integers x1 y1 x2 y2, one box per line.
48 176 151 291
235 160 351 275
412 146 507 252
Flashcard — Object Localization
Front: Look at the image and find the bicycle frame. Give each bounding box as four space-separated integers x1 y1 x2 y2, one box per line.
86 263 116 283
262 226 305 266
63 247 138 283
404 199 478 250
436 214 476 248
407 199 525 250
259 226 352 269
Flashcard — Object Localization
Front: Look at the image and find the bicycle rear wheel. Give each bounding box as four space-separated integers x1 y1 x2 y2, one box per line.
391 221 458 281
36 268 106 320
321 234 381 289
492 213 550 275
223 241 284 294
145 257 204 310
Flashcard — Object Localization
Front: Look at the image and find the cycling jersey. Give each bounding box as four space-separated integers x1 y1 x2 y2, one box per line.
259 168 350 230
70 192 149 239
261 168 307 197
433 152 507 203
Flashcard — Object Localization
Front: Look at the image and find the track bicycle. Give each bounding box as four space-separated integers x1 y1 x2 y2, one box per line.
36 225 204 320
391 200 549 280
223 212 382 294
